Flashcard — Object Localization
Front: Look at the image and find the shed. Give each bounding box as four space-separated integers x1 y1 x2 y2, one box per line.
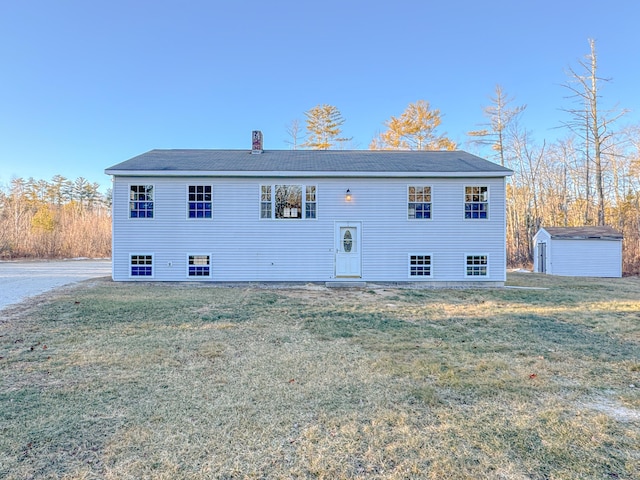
533 226 623 277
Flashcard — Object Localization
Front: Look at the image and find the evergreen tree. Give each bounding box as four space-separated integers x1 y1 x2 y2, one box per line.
370 100 456 151
302 104 351 150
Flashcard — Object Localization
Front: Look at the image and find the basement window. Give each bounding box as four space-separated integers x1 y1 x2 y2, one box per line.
409 255 432 277
130 254 153 277
188 255 211 277
466 255 488 276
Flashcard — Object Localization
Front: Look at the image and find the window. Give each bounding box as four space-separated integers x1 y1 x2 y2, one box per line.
130 185 154 218
276 185 301 218
410 255 432 277
465 186 488 219
188 185 212 218
466 255 488 276
260 185 317 219
408 186 431 219
188 255 210 277
260 185 272 219
306 185 317 219
131 255 153 277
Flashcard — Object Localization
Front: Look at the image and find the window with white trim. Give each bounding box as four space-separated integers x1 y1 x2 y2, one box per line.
464 186 488 219
466 255 488 276
305 185 317 219
408 186 431 219
260 185 272 219
260 184 317 219
130 185 154 218
188 255 210 277
409 255 432 277
188 185 212 218
130 254 153 277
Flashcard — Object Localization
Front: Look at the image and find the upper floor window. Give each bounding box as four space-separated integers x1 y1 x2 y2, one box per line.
260 185 317 219
306 186 317 219
408 186 431 219
130 185 154 218
261 185 272 219
188 185 212 218
465 186 488 219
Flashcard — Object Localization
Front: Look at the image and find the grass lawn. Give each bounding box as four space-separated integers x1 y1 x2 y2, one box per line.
1 273 639 479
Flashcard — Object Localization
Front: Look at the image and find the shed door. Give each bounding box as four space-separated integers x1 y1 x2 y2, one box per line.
537 242 546 273
335 223 361 277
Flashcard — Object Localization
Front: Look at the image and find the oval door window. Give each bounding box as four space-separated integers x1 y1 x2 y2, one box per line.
343 229 353 253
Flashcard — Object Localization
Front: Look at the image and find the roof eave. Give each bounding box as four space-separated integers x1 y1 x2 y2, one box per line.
104 169 513 178
551 235 623 240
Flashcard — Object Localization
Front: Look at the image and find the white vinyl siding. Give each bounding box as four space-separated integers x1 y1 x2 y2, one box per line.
111 176 507 283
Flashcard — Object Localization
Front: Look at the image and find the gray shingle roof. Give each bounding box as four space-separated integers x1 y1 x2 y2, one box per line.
105 149 513 177
543 226 623 240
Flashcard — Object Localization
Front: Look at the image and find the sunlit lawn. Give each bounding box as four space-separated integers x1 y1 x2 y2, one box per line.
1 273 639 479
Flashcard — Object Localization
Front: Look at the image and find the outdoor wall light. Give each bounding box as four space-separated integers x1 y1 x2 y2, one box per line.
345 189 352 202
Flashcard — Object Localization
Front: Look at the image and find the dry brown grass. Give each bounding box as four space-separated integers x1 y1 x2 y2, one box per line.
1 274 639 479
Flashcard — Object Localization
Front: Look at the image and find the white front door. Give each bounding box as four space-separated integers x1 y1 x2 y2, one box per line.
335 222 361 277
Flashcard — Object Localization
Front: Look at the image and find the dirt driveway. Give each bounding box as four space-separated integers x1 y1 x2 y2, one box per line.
0 259 111 311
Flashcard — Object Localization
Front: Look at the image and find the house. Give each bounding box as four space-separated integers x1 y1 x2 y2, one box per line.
533 226 623 277
105 134 513 285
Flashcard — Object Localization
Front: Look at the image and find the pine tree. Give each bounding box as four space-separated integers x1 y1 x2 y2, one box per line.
302 104 351 150
370 100 456 151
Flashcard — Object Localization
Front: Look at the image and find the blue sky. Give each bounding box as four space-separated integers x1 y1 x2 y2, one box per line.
1 0 639 191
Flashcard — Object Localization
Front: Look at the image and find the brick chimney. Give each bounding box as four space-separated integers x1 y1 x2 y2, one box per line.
251 130 263 154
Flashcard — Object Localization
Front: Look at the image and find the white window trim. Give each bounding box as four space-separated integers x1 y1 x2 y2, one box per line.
408 253 433 278
407 185 433 221
463 185 489 220
129 253 154 279
186 253 212 279
128 184 155 220
464 253 489 278
186 184 213 220
259 184 318 220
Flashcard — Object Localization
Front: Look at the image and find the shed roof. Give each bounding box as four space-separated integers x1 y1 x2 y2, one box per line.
105 149 513 178
542 226 623 240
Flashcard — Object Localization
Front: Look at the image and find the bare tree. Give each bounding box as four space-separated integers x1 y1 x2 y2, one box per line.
284 119 304 150
468 85 526 166
561 38 627 225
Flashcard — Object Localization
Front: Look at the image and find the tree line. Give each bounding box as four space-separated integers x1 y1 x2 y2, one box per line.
0 175 111 259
